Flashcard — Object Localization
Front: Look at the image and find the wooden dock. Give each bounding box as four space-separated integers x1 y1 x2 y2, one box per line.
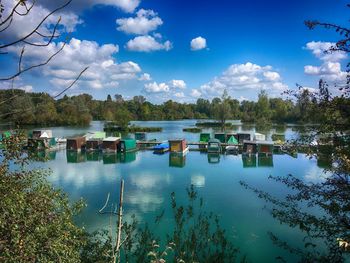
137 141 233 147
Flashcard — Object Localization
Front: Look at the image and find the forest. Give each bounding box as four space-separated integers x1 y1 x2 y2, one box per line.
1 80 347 127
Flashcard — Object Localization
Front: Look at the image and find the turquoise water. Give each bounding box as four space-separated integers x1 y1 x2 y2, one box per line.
29 121 329 262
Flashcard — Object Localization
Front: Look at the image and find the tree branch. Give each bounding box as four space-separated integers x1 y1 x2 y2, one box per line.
0 41 67 81
0 0 72 49
53 67 89 99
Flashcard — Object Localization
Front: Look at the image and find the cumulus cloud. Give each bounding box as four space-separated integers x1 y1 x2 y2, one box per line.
116 9 163 35
305 41 347 62
144 82 169 93
1 0 141 44
190 36 207 51
263 71 280 81
1 0 82 43
126 35 172 52
197 62 287 99
6 38 142 93
139 73 152 81
143 79 187 95
304 41 347 84
169 79 186 89
191 89 202 98
174 92 185 98
0 80 34 93
19 85 34 93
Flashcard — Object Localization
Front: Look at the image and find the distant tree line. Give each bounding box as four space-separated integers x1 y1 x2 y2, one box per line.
0 82 347 127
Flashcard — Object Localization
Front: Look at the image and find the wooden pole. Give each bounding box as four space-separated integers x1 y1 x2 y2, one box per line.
114 179 124 263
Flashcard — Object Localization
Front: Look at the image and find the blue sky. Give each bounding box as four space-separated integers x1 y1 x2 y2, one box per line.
0 0 348 102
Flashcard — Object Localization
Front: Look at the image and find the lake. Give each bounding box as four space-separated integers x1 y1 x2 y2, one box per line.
28 120 329 262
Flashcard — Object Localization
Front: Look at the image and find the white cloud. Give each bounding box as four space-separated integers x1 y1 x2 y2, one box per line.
190 36 207 51
174 92 185 98
139 73 152 81
6 38 142 93
116 9 163 35
305 41 347 62
1 0 82 43
198 62 287 99
144 82 169 93
1 0 141 43
19 85 33 93
126 35 172 52
92 0 140 13
300 86 318 93
263 71 280 81
191 89 201 98
304 41 347 85
0 79 34 93
169 79 186 89
238 96 249 102
110 61 142 80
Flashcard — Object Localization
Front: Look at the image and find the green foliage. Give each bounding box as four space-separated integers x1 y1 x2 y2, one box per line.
2 88 345 127
0 132 86 262
212 90 232 131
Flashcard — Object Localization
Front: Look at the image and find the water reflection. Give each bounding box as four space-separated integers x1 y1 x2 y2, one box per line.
208 153 220 164
191 174 205 188
28 150 56 162
67 151 86 163
242 155 256 168
120 151 136 163
127 172 172 213
36 149 332 262
86 151 101 162
169 152 186 168
258 155 273 167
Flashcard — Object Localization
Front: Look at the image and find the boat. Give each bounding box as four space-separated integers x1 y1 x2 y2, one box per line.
153 142 169 154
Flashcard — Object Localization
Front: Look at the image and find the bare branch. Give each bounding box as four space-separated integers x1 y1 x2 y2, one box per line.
34 30 59 39
22 17 61 47
0 1 21 27
14 0 35 17
305 20 350 35
53 67 89 99
18 46 24 73
0 0 72 49
0 0 35 32
0 41 67 81
0 14 13 32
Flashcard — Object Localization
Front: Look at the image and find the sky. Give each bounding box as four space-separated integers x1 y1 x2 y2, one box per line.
0 0 348 103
